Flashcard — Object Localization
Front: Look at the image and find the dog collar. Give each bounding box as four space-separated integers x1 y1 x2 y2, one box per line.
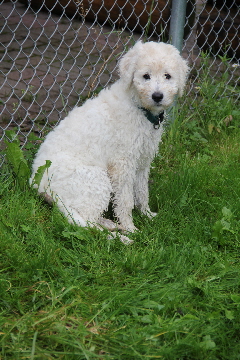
140 108 164 129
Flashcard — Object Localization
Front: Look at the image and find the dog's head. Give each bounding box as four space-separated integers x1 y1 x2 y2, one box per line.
118 41 189 114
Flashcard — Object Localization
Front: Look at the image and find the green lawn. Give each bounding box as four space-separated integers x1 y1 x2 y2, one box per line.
1 60 240 359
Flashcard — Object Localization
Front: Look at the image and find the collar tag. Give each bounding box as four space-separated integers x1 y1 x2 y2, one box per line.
140 107 165 129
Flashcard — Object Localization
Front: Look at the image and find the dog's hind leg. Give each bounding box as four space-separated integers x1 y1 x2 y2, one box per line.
49 165 112 227
97 217 125 231
58 203 88 226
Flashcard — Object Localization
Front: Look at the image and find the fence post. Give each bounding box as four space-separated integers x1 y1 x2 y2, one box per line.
167 0 187 124
169 0 187 53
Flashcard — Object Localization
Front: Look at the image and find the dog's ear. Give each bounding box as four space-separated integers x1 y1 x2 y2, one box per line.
118 41 144 88
177 57 189 97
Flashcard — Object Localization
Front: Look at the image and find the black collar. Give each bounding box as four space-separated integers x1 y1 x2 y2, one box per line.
140 108 165 129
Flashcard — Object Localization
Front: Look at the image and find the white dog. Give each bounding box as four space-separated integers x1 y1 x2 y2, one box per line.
31 41 188 234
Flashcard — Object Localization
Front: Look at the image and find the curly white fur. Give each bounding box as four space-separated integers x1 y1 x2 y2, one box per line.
31 41 189 233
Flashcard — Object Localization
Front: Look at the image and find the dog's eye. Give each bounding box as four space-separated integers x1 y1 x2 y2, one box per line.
165 73 171 80
143 73 151 80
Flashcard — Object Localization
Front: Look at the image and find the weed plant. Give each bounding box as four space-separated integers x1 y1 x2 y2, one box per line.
0 57 240 359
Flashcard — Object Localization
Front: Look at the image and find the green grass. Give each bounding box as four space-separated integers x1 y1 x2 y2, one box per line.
1 58 240 359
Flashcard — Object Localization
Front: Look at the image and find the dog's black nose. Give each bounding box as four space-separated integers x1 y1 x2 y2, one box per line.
152 92 163 103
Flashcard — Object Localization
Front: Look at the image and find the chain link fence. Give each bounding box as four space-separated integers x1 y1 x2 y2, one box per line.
0 0 239 164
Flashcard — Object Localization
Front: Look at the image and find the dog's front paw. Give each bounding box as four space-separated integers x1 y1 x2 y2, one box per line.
142 209 157 219
118 217 138 233
147 211 157 219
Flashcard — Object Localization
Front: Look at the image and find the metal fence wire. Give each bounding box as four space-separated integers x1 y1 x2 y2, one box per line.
0 0 239 163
